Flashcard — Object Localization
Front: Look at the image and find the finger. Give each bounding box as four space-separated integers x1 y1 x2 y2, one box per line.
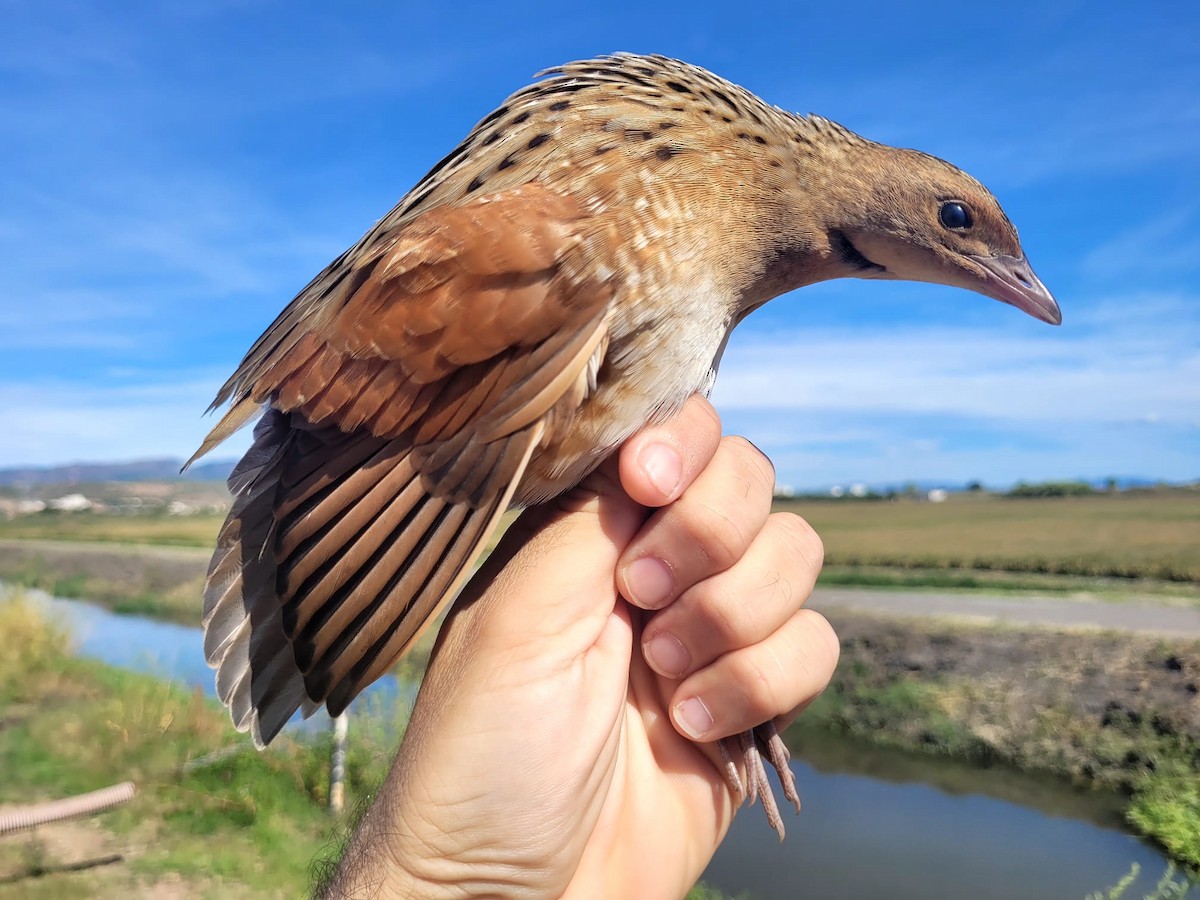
666 609 840 742
616 394 723 508
640 512 822 677
617 436 776 612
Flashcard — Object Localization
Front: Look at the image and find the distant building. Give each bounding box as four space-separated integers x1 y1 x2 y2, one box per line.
829 485 845 498
0 498 47 519
49 493 92 512
849 483 868 498
927 488 948 503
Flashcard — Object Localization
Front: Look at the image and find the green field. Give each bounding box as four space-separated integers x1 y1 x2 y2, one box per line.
1 491 1197 592
780 491 1200 582
0 513 224 548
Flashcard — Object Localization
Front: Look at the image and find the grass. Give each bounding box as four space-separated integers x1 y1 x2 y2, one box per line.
0 592 399 897
1087 863 1195 899
0 591 739 897
0 512 224 548
1129 777 1200 869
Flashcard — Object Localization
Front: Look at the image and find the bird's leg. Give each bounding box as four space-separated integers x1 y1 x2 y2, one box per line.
756 720 801 813
716 721 801 841
715 736 744 797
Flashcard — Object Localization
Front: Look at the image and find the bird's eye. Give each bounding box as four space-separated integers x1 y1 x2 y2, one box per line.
939 201 973 230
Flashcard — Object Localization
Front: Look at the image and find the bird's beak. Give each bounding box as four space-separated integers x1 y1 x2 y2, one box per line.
968 254 1062 325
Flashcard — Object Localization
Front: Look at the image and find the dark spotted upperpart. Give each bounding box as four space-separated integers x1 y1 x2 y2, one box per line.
392 53 846 223
218 51 1050 414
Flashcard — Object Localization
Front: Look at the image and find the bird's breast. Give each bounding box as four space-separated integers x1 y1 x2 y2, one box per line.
515 273 734 506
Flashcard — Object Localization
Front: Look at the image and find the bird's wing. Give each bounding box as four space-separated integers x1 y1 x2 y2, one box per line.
196 183 616 745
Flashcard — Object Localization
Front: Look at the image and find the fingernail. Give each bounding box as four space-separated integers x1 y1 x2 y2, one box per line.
640 443 682 498
644 631 690 678
623 556 675 609
674 696 714 740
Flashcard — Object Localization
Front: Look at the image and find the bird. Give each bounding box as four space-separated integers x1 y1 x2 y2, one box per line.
190 52 1060 838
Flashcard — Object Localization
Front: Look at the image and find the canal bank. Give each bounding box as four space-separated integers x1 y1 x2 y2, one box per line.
3 587 1196 896
797 609 1200 874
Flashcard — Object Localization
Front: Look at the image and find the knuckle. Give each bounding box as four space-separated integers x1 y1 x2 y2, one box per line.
690 394 722 432
725 436 776 491
684 500 747 570
697 587 751 644
730 650 784 715
771 513 825 571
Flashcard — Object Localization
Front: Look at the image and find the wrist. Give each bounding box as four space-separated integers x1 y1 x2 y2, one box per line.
329 787 581 899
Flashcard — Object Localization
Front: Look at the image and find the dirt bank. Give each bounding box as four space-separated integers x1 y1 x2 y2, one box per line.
0 540 207 624
804 611 1200 866
818 611 1200 751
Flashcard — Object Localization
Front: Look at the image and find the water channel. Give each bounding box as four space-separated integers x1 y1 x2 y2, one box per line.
15 588 1194 898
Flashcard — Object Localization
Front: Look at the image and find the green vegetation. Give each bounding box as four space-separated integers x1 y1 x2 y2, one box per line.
0 593 398 897
780 491 1200 583
1008 479 1097 497
685 881 747 899
4 490 1197 585
1086 863 1193 899
816 565 1200 601
0 541 207 625
1129 777 1200 870
0 511 224 548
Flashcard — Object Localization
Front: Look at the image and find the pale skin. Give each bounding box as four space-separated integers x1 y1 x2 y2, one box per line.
325 396 839 899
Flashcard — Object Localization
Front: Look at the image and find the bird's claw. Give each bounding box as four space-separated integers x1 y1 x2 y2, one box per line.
716 721 801 840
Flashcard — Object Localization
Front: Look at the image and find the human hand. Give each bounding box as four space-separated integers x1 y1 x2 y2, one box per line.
329 395 838 899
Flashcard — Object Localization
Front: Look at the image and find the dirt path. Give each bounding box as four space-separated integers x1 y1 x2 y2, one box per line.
809 587 1200 638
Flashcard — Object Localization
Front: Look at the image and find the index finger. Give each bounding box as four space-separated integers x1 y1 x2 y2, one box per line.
617 394 723 508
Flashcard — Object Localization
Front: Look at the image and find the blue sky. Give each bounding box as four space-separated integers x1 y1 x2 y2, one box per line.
2 1 1197 488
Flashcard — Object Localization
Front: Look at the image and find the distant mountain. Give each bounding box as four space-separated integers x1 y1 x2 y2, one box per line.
0 457 237 486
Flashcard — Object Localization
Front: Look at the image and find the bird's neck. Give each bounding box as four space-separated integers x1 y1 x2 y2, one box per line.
733 133 897 316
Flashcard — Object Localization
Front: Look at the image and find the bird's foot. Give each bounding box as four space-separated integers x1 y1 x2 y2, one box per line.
716 720 801 840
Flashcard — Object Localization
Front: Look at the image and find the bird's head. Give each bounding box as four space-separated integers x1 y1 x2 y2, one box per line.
826 144 1061 325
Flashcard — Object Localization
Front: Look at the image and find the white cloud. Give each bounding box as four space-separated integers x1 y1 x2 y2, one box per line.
704 292 1199 485
4 291 1196 484
714 296 1200 428
0 375 252 468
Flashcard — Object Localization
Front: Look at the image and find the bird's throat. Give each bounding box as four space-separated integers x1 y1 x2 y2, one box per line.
830 230 887 274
